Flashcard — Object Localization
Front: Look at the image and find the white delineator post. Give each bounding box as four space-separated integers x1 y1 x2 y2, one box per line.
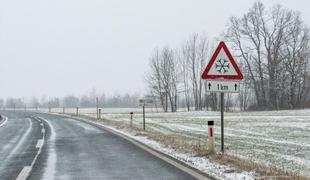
208 121 215 153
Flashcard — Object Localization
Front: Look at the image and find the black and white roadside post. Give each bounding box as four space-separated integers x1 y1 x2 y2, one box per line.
76 107 79 116
130 112 133 128
201 41 243 153
208 120 215 153
98 108 101 120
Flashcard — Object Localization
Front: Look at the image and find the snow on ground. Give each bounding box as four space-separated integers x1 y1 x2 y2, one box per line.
45 107 310 177
83 119 256 180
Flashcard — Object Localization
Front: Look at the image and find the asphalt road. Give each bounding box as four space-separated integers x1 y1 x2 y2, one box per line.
0 111 205 180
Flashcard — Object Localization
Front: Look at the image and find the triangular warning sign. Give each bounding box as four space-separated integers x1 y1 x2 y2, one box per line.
202 41 243 80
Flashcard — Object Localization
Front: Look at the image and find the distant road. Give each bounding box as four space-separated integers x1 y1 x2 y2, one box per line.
0 111 209 180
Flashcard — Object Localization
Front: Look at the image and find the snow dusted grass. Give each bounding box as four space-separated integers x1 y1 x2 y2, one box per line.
98 124 257 180
48 107 310 178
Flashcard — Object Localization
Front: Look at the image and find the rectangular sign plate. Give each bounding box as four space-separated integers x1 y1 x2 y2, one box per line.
206 80 240 93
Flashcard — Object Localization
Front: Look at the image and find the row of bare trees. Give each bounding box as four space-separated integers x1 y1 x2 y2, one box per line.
0 93 140 109
146 34 213 112
146 1 310 111
225 1 310 109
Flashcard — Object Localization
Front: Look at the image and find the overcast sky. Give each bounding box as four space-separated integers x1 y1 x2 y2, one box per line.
0 0 309 99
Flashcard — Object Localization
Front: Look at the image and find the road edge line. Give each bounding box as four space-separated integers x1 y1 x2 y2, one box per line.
0 116 8 127
16 166 31 180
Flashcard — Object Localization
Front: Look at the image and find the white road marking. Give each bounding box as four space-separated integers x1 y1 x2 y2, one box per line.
0 118 32 172
9 118 32 157
0 116 8 127
16 166 31 180
36 139 44 148
39 117 57 180
16 117 45 180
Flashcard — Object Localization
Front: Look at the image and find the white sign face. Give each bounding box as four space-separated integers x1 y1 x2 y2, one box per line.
138 99 145 106
206 80 240 93
208 48 238 76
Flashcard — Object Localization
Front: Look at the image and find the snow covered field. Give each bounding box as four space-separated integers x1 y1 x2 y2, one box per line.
47 107 310 176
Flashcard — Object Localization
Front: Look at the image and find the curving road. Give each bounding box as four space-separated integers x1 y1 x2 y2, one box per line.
0 111 209 180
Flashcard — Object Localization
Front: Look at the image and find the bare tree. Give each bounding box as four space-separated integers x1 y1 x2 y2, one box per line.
146 46 179 112
282 17 310 108
180 34 209 110
146 48 167 111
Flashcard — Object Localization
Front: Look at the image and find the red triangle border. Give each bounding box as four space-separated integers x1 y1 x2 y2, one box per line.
201 41 243 80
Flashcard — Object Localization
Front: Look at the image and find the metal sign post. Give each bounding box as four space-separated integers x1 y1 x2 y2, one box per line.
220 92 224 152
202 41 243 153
96 97 99 119
139 99 146 131
143 105 145 130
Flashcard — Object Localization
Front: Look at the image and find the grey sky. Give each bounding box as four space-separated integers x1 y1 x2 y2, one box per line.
0 0 309 99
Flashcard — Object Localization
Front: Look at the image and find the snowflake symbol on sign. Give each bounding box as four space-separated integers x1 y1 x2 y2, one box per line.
215 59 230 73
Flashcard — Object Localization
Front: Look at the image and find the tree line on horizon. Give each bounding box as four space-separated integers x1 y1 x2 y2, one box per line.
145 1 310 112
0 92 140 109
